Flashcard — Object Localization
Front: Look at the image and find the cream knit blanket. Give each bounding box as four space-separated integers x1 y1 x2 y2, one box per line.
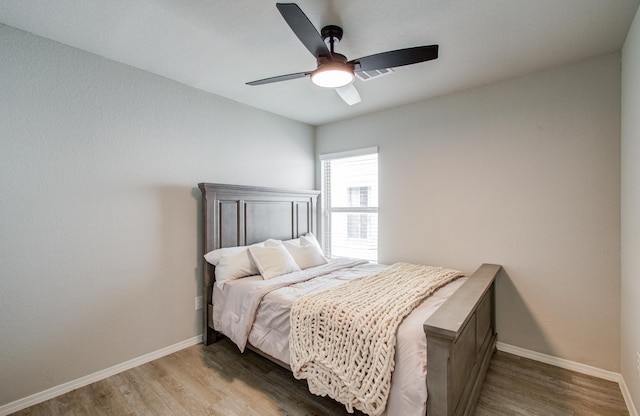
289 262 464 416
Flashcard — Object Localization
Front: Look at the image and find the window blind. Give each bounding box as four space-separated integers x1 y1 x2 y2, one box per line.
320 149 378 262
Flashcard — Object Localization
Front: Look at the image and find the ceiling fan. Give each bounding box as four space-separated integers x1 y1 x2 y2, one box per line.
246 3 439 106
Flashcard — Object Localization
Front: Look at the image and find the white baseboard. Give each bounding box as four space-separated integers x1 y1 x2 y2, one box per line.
619 376 639 416
497 342 638 416
0 335 202 416
497 342 620 381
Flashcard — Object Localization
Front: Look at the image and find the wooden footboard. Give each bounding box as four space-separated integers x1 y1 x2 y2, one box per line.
424 263 500 416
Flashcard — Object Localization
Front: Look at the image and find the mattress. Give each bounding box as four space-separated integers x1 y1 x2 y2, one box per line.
212 259 466 416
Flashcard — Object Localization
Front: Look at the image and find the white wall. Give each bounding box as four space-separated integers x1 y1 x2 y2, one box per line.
622 6 640 412
0 24 315 406
317 54 621 371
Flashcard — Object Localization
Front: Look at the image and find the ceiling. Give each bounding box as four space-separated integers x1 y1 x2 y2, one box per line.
1 0 638 126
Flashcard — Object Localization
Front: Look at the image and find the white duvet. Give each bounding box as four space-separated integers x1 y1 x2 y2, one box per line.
212 258 466 416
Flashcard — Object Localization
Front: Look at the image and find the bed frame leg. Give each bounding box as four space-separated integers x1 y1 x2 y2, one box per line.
204 327 220 345
203 303 221 345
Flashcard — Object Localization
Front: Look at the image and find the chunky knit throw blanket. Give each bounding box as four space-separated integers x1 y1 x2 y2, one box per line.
289 262 464 416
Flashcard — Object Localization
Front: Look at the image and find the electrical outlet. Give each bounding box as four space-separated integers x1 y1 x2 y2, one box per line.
195 296 203 311
636 352 640 379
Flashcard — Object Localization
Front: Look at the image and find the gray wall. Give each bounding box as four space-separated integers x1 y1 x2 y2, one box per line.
622 6 640 412
0 24 315 406
317 54 621 372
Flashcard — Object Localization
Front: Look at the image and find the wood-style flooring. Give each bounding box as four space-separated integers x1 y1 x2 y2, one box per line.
11 338 629 416
474 351 628 416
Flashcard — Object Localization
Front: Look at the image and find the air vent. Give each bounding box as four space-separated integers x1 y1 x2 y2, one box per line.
355 68 394 81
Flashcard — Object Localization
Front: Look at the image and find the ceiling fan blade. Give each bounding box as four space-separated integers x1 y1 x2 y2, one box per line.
246 71 311 86
350 45 439 72
335 84 361 106
276 3 331 58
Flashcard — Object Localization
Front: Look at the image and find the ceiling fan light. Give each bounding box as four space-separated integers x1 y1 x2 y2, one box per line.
311 66 354 88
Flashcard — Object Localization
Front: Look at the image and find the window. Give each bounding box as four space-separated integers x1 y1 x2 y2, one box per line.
320 148 378 262
347 187 370 239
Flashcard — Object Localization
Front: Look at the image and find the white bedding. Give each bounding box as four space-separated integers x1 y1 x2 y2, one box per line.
212 258 467 416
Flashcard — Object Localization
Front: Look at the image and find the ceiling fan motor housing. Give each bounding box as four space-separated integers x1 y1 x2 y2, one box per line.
316 53 349 66
321 25 344 52
317 25 354 77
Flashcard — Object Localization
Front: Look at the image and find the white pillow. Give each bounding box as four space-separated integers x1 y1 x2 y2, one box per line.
273 233 320 248
300 233 322 249
282 239 328 269
277 236 300 245
204 243 264 284
248 242 301 280
214 249 258 283
265 233 328 270
204 246 246 266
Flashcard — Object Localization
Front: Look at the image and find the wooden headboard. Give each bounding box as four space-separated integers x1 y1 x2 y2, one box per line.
198 183 320 345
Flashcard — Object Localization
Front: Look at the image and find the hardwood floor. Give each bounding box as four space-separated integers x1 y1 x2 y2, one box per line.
12 339 628 416
474 352 629 416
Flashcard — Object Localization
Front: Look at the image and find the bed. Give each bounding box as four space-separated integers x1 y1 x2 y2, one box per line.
198 183 500 416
